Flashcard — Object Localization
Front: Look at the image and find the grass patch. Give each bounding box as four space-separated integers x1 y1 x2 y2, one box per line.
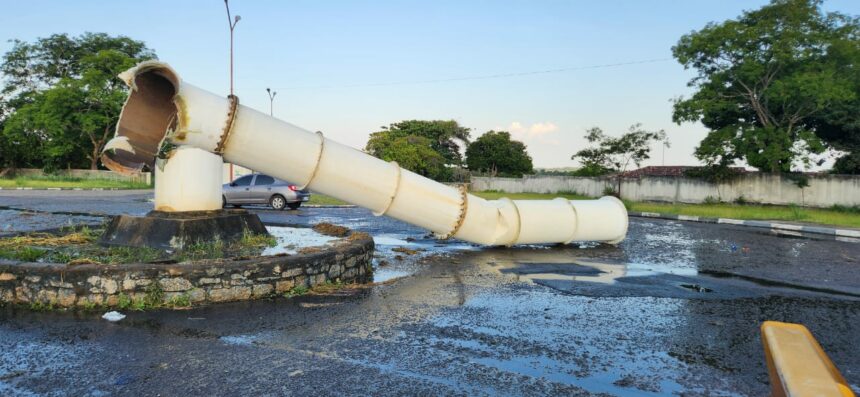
284 285 309 298
143 282 164 307
166 292 192 308
116 293 134 310
472 190 591 201
239 230 277 248
175 240 226 262
306 194 349 206
0 246 46 262
629 202 860 228
0 175 150 189
0 226 99 249
80 299 99 311
312 280 345 293
0 228 282 265
29 301 56 311
174 231 276 263
471 190 860 229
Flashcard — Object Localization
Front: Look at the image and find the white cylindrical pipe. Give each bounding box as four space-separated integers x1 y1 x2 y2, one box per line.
153 146 223 212
104 61 628 245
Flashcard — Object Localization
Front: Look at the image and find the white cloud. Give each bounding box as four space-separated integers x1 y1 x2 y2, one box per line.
500 121 560 144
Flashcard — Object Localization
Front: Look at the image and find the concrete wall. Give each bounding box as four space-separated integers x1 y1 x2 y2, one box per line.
11 168 151 185
471 174 860 207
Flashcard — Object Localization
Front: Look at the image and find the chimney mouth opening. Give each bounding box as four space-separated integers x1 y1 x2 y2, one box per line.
101 62 180 173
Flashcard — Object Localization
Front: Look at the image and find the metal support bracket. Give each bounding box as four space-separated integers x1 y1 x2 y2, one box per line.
437 185 469 240
214 94 239 155
299 131 326 190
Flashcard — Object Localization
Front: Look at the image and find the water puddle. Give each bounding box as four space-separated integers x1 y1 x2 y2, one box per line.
220 334 259 346
261 226 338 256
312 216 370 230
497 258 698 285
373 235 418 246
469 352 684 396
372 268 412 283
679 283 713 293
370 234 480 283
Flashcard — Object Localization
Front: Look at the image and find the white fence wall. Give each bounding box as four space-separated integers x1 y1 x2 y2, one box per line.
471 174 860 208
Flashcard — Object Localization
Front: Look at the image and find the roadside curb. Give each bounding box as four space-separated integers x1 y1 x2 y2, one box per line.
303 205 356 208
629 211 860 240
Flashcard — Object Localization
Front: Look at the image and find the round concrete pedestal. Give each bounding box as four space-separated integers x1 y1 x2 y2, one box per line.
101 146 271 250
99 209 268 250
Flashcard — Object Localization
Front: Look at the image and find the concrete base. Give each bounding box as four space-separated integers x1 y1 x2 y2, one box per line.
99 210 268 250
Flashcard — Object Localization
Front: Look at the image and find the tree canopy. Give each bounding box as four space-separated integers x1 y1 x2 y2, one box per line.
0 33 155 170
672 0 860 173
465 131 533 177
364 131 451 181
370 120 470 165
571 124 668 177
365 120 471 181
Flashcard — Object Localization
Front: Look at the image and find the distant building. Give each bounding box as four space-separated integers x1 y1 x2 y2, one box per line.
619 166 747 178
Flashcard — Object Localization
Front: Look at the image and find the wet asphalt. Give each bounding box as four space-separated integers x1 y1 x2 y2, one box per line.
0 190 858 396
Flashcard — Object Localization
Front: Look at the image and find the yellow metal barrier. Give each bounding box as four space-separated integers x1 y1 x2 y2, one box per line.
761 321 856 397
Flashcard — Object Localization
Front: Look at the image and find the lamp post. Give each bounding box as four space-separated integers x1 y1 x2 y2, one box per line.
224 0 240 181
224 0 241 97
662 139 670 166
266 88 277 117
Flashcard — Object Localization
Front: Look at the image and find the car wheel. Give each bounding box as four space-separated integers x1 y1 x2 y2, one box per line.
270 194 287 210
222 195 227 208
287 202 301 210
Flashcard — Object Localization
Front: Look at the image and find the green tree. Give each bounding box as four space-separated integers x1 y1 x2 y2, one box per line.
809 25 860 174
0 33 155 170
365 131 451 181
672 0 859 173
465 131 533 177
371 120 471 165
570 124 668 177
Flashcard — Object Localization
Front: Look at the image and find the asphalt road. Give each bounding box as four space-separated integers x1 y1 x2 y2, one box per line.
1 190 858 396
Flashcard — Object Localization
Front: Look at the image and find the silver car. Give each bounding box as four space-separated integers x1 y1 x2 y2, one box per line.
222 173 311 210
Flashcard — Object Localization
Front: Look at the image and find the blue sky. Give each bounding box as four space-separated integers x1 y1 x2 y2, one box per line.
2 0 858 168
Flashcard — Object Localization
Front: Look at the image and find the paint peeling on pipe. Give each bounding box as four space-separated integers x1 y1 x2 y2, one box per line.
102 61 629 245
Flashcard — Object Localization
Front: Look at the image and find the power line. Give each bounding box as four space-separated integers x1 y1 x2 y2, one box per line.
274 57 672 91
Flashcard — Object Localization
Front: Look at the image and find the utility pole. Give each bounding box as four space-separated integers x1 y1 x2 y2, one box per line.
224 0 241 97
224 0 241 182
266 88 277 117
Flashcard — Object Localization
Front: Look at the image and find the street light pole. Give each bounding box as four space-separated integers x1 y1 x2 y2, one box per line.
224 0 240 182
266 88 277 117
224 0 241 97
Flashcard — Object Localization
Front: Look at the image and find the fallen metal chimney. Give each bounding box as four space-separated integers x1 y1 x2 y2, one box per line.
103 61 628 246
